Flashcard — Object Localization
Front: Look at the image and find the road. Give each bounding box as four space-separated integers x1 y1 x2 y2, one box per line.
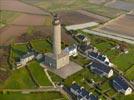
1 86 73 100
1 86 59 93
82 29 134 44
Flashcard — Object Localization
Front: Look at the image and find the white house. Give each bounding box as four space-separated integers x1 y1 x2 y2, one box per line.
89 62 113 78
88 51 113 67
16 52 35 67
112 76 132 95
64 44 78 57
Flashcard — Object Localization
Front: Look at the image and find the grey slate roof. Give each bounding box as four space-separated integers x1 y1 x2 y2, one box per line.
88 51 98 58
21 52 34 59
77 34 86 40
90 62 111 74
113 76 130 91
70 83 98 100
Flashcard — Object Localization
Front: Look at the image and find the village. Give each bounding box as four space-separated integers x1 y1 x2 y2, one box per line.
0 0 134 100
5 14 132 100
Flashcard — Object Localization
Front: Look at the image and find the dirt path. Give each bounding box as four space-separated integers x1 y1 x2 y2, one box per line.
44 69 56 88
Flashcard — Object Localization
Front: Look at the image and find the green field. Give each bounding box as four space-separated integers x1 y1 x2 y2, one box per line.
0 91 67 100
112 46 134 72
11 43 28 59
48 71 63 84
0 67 35 89
70 55 90 67
28 61 52 86
31 39 52 53
115 93 134 100
0 10 20 28
125 65 134 80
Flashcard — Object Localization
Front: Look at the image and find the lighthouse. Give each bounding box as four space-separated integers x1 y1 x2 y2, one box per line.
53 14 61 56
44 14 69 69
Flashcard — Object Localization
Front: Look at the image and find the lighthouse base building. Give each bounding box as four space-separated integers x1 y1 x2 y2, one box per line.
45 51 69 69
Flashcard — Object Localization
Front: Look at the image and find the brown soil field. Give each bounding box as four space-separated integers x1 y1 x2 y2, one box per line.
99 14 134 37
16 26 75 45
0 0 48 15
58 11 105 25
0 14 46 45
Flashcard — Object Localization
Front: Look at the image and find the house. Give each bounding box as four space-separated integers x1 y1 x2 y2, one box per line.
64 44 78 57
16 52 35 67
75 34 88 42
70 83 98 100
79 43 94 55
112 76 132 95
89 62 113 78
88 51 113 67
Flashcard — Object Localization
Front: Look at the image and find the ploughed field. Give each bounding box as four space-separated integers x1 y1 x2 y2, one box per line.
99 14 134 37
0 14 46 45
0 0 48 15
58 10 107 25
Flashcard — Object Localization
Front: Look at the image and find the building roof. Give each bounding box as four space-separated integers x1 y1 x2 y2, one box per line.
88 52 110 64
77 34 86 41
88 51 99 58
97 55 106 62
88 94 98 100
68 44 77 51
113 76 130 90
90 62 111 74
21 52 35 59
80 44 92 52
70 83 98 100
70 83 81 91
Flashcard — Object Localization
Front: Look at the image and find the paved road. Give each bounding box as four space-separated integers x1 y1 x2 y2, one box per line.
82 29 134 44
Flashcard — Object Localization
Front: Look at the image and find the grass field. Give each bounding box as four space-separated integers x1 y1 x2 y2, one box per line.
112 46 134 72
31 39 52 53
0 91 67 100
115 93 134 100
0 10 20 28
11 43 28 59
125 65 134 80
70 55 90 67
48 71 63 84
0 67 35 89
28 61 52 86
